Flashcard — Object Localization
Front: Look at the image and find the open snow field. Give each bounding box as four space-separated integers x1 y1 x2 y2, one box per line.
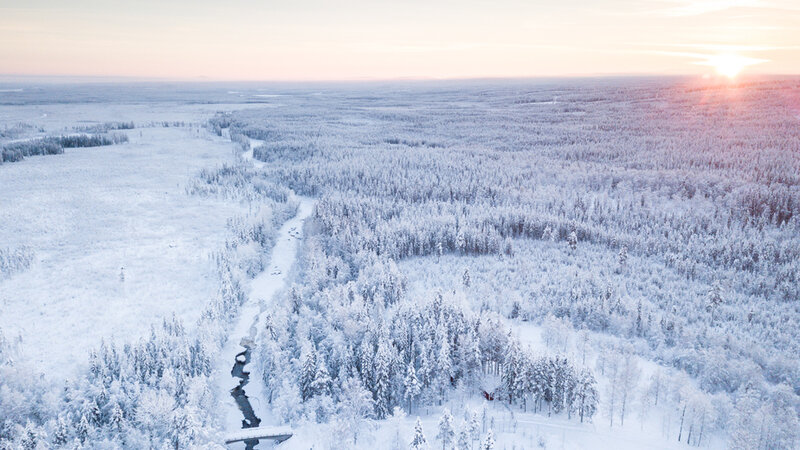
0 110 251 376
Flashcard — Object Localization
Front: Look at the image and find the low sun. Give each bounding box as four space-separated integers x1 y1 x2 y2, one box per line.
700 53 764 79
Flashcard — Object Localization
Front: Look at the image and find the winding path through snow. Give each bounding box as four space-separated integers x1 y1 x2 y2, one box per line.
216 195 315 444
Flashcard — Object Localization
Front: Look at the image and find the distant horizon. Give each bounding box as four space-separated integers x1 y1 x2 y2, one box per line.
1 72 798 85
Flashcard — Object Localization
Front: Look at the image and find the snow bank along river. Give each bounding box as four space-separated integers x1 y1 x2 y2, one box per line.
217 196 315 448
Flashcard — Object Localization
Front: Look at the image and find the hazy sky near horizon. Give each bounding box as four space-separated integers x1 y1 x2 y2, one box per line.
1 0 799 80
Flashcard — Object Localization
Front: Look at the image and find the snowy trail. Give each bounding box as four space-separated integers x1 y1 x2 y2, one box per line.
215 195 315 445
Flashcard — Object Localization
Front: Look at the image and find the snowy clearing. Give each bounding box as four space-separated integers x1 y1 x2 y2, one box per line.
0 125 253 376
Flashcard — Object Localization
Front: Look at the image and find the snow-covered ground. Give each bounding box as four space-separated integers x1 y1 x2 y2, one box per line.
0 124 250 376
2 81 797 449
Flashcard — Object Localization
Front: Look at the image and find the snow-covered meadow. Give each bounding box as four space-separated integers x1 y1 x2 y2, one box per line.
0 126 248 374
1 78 799 449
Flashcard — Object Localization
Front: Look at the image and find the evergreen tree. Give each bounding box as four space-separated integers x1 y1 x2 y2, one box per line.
436 408 455 450
53 414 70 445
568 231 578 251
359 338 374 391
76 413 91 444
19 422 40 450
456 230 466 254
311 352 333 397
482 429 495 450
513 354 534 412
618 245 628 269
436 328 453 404
468 411 481 447
110 401 125 431
404 362 421 413
501 339 521 404
299 344 317 402
456 428 470 450
373 337 393 419
410 417 428 450
706 280 724 323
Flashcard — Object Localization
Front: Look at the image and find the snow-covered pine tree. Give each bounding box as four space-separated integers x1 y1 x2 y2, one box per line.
456 230 466 254
618 245 627 269
456 427 470 450
469 411 481 446
568 230 578 251
299 344 318 402
706 280 724 323
372 337 393 419
404 362 421 413
501 339 521 404
513 353 534 412
53 414 70 445
76 413 92 444
542 225 553 241
435 326 453 404
410 417 428 450
482 429 495 450
358 337 374 390
311 352 333 397
110 401 125 431
436 408 455 450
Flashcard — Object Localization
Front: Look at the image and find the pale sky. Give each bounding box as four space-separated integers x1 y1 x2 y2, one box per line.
1 0 799 80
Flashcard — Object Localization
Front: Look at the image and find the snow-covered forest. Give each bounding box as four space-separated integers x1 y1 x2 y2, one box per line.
1 77 799 449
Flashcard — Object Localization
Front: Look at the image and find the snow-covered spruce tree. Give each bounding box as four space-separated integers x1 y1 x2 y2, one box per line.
436 408 455 450
410 418 428 450
372 336 394 419
435 324 453 405
469 411 481 448
311 352 333 397
403 362 421 414
567 231 578 252
456 427 470 450
482 429 495 450
299 343 317 402
501 338 521 404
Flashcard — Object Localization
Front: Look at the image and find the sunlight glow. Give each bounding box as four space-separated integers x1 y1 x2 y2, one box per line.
698 53 766 79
